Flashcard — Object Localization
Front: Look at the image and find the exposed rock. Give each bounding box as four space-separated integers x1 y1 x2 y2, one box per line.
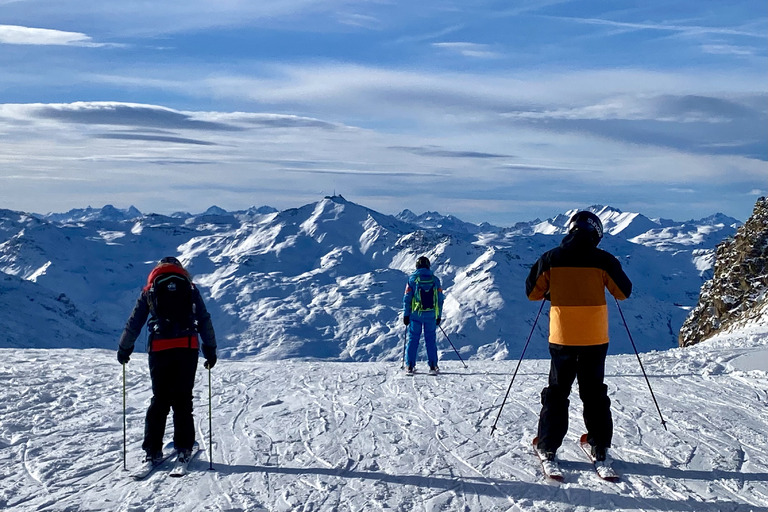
679 197 768 347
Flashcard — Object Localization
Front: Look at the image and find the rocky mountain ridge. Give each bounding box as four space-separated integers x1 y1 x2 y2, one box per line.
679 197 768 347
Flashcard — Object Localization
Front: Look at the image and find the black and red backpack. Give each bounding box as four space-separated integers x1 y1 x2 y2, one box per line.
143 259 198 341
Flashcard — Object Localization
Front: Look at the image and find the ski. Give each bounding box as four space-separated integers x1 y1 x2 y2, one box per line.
532 437 564 482
579 434 620 482
169 441 200 478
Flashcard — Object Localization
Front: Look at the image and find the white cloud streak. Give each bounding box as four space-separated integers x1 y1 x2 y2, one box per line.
432 42 502 59
552 16 766 39
0 24 113 47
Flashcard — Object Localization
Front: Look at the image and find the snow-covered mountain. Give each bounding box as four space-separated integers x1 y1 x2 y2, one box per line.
396 209 484 236
40 204 143 223
0 197 740 360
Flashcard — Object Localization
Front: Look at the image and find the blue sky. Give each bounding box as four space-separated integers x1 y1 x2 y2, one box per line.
0 1 765 225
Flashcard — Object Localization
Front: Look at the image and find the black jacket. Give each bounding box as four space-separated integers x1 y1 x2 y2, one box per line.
118 285 217 359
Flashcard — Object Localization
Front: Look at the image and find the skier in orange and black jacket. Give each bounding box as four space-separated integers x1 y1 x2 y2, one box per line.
526 211 632 462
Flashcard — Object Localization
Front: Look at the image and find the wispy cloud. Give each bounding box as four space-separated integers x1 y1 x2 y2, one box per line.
391 146 510 159
280 168 443 177
701 44 757 57
0 24 117 47
500 163 596 173
94 133 216 146
31 102 243 131
432 42 502 59
551 16 766 39
335 12 382 30
390 25 464 45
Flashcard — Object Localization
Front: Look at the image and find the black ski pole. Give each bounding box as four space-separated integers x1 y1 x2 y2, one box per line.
490 300 545 435
438 324 468 369
401 325 408 369
615 298 668 431
208 366 214 470
122 362 127 471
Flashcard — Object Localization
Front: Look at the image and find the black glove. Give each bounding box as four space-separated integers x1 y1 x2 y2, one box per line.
436 317 441 326
202 345 217 369
117 346 132 364
403 316 410 326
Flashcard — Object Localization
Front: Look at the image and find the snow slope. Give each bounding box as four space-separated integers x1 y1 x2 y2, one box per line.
2 320 766 511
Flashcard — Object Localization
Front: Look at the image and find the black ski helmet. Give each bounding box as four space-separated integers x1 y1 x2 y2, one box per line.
568 211 603 242
416 256 431 269
159 256 183 267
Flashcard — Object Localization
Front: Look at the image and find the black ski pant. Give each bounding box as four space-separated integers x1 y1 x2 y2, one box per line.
536 342 612 453
142 348 198 455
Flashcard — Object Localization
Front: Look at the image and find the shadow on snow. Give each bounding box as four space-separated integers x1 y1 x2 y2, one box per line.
206 460 765 510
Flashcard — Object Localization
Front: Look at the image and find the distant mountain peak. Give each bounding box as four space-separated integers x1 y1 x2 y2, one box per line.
203 205 229 216
324 194 349 204
395 209 489 235
42 205 143 223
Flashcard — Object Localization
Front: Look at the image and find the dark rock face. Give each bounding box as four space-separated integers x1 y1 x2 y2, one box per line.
679 197 768 347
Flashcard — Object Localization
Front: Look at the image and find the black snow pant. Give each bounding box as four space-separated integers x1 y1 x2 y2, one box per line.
536 342 612 453
142 348 198 455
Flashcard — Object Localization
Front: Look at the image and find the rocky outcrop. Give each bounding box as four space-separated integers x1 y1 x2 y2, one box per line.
679 197 768 347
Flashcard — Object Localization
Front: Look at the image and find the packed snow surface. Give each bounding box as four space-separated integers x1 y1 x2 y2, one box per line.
1 322 767 511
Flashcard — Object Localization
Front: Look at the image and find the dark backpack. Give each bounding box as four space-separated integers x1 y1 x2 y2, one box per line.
148 272 196 337
413 275 437 313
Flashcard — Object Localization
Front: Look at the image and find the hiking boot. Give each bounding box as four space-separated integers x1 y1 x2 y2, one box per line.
591 445 607 462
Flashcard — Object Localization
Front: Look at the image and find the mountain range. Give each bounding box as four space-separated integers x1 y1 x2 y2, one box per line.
0 197 741 360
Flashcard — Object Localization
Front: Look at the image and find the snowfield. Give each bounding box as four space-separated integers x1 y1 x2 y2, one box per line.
1 320 767 512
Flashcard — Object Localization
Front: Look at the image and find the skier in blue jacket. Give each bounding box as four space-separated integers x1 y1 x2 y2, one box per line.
402 256 445 374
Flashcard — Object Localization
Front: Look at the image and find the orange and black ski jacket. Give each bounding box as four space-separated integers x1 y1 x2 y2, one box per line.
525 232 632 346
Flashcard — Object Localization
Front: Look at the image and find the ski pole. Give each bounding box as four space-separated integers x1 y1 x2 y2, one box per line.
122 362 127 471
614 298 667 430
208 366 214 470
438 324 468 368
401 325 408 369
490 300 545 435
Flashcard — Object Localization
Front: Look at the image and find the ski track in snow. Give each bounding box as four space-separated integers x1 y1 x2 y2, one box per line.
1 329 767 512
